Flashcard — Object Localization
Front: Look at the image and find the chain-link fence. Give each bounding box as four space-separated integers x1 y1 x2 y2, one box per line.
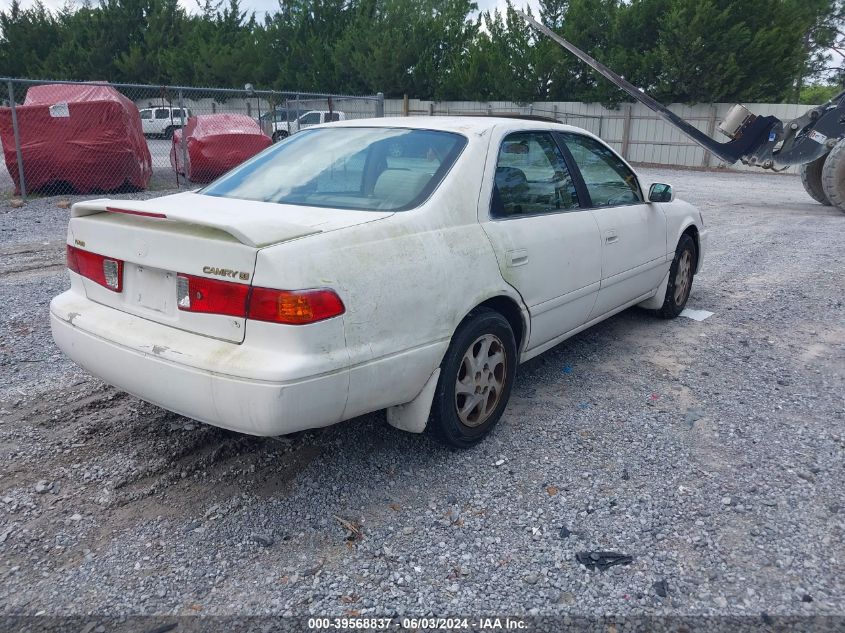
0 78 384 198
387 97 811 172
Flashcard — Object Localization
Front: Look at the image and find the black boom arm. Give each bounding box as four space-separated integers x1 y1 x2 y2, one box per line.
517 11 787 167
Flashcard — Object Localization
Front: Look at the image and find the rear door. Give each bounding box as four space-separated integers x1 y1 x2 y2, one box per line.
557 132 667 318
480 130 602 351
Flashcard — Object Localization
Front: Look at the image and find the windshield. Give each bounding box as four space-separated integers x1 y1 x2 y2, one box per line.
201 127 467 211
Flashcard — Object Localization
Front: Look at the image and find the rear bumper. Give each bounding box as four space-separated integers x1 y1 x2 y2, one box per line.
50 291 349 436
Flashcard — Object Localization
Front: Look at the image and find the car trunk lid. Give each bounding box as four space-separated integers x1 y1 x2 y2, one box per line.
68 192 392 343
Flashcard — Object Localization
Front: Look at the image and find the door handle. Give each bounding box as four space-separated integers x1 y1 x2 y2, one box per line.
506 249 529 267
605 229 619 244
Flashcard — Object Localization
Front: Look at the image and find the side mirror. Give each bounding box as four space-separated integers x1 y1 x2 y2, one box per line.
648 183 674 203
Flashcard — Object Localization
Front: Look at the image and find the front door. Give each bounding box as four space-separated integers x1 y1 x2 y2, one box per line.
139 109 153 135
557 132 667 317
480 131 603 353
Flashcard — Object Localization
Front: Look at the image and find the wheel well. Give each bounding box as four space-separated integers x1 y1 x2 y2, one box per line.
476 296 525 351
682 225 700 271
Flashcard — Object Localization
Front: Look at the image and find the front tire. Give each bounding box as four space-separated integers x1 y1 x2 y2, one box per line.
821 138 845 213
656 234 696 319
800 155 831 205
429 308 516 448
163 126 175 140
272 131 288 143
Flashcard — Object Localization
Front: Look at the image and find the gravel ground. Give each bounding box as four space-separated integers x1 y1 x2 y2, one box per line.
0 168 843 626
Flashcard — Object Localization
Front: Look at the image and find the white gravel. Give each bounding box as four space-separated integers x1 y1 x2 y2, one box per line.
0 167 843 624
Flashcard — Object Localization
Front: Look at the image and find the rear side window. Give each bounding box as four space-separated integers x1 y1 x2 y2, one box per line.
491 132 580 218
299 112 321 125
155 109 170 119
326 112 341 122
202 127 467 212
559 133 642 207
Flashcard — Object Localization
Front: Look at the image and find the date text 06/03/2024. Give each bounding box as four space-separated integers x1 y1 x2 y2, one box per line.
306 617 527 630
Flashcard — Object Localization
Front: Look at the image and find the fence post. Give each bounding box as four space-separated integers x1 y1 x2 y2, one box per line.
621 103 632 160
178 89 189 186
7 80 27 199
702 104 718 168
376 92 385 117
402 94 409 117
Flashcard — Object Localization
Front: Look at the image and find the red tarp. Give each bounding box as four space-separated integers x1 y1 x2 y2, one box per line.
0 83 152 195
171 114 271 183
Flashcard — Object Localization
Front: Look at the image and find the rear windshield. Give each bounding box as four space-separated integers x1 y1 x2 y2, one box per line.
201 127 467 211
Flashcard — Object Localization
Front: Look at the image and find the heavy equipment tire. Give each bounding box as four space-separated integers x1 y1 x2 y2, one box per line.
821 138 845 212
800 155 830 205
656 234 696 319
428 308 516 448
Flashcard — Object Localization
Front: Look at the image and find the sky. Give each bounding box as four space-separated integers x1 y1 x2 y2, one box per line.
3 0 541 16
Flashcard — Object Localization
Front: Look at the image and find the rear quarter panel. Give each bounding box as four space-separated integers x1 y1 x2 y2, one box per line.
251 130 522 418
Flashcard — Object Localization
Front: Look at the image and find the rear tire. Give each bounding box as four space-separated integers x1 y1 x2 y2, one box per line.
821 138 845 213
272 131 288 143
428 308 516 448
800 155 831 205
163 126 175 140
656 234 696 319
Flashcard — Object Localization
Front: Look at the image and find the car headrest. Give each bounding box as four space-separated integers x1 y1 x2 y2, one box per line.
373 169 431 207
495 166 528 189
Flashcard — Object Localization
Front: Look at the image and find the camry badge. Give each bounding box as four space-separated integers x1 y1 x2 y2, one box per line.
203 266 250 281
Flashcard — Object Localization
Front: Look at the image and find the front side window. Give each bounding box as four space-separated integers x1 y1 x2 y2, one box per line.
326 112 341 122
139 109 152 120
491 132 580 218
201 127 467 212
299 112 321 125
559 133 642 207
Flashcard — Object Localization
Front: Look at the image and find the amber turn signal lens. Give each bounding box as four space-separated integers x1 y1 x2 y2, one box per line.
249 287 345 325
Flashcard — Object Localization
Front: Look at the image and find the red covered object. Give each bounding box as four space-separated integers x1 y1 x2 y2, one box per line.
171 114 271 183
0 83 152 194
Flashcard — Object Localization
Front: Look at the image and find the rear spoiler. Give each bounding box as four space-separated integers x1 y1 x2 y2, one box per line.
71 199 320 248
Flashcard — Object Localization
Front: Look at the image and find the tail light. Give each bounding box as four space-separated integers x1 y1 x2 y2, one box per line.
67 245 123 292
177 273 344 325
176 274 250 317
248 287 345 324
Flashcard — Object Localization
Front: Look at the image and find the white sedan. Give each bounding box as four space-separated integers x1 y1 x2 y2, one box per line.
51 117 707 447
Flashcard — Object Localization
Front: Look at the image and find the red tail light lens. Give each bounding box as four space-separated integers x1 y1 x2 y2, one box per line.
176 274 250 317
67 244 123 292
249 287 345 324
176 273 344 325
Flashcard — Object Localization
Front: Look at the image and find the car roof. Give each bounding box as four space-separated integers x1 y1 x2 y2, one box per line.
327 115 593 136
